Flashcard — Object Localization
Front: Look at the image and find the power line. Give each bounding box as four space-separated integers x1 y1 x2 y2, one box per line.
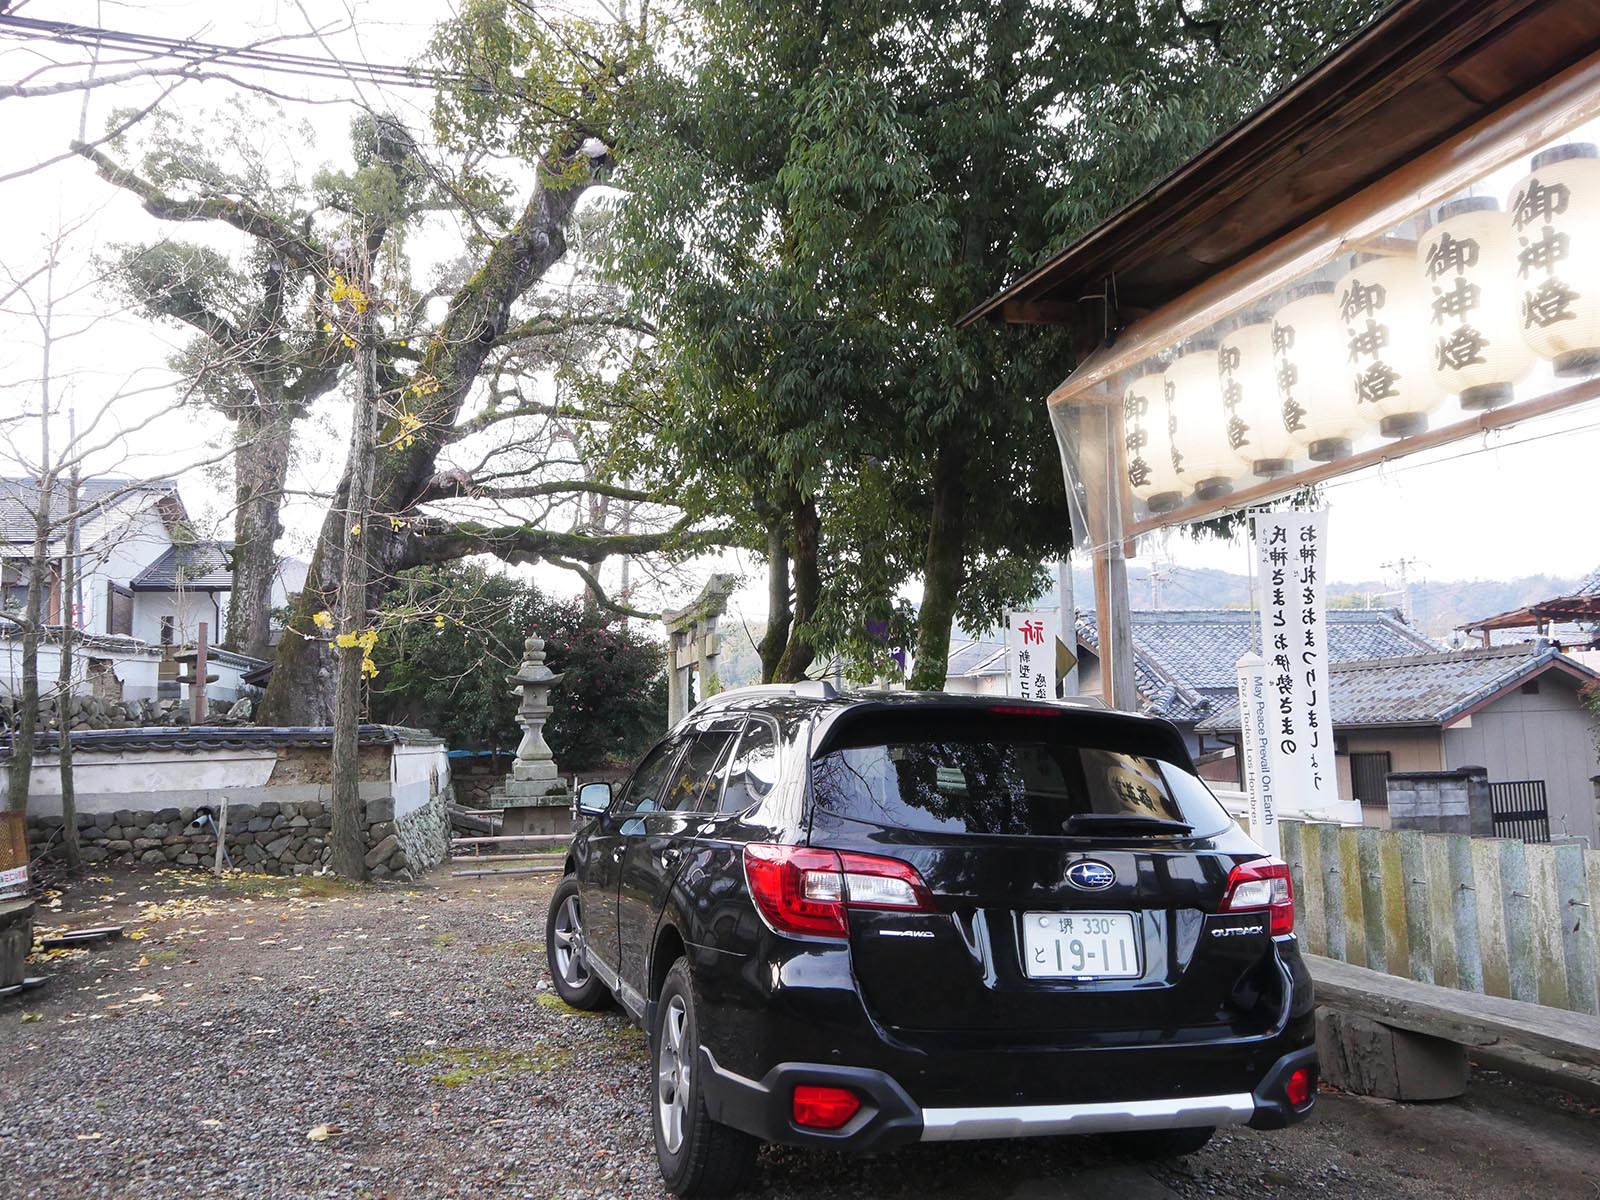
0 13 460 91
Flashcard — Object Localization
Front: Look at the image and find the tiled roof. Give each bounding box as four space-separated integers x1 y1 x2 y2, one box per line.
1076 608 1438 723
1196 641 1600 732
1 724 443 762
1576 566 1600 596
947 638 1007 677
0 478 178 544
130 542 235 591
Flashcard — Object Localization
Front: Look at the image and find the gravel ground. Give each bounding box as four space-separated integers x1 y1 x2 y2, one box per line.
2 865 1597 1200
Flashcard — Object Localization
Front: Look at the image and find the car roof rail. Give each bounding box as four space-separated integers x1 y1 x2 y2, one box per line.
687 679 840 715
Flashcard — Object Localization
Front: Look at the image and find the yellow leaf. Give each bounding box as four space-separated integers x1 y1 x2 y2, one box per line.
20 1012 41 1023
306 1123 337 1142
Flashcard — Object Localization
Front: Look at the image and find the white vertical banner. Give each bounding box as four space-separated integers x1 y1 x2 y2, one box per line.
1235 652 1280 856
1005 609 1059 700
1251 510 1333 818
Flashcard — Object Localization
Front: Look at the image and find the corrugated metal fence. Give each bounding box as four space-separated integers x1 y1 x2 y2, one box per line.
1280 820 1600 1016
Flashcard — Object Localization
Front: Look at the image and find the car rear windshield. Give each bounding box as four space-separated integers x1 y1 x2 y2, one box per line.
810 710 1230 839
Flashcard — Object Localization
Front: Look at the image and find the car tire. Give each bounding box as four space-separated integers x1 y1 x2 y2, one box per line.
545 876 610 1010
1102 1125 1215 1159
652 958 758 1197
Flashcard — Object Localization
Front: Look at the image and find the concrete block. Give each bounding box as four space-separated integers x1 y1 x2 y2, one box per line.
1316 1008 1468 1100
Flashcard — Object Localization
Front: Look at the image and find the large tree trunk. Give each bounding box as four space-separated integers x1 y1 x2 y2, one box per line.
757 518 791 683
909 441 969 690
773 497 819 683
226 403 295 658
261 164 594 725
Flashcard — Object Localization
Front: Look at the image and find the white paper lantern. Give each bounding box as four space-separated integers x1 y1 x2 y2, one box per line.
1509 143 1600 376
1337 253 1442 437
1122 368 1185 513
1163 339 1235 500
1418 196 1535 410
1271 281 1363 461
1219 319 1296 476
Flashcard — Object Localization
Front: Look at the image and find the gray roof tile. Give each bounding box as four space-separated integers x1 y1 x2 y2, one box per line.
1076 608 1439 723
0 477 179 544
1196 641 1600 732
130 542 235 590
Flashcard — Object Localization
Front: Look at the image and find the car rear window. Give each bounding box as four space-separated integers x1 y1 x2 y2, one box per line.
810 711 1229 838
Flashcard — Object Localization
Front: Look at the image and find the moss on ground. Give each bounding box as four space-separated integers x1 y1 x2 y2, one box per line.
535 991 609 1018
473 939 543 955
400 1044 571 1088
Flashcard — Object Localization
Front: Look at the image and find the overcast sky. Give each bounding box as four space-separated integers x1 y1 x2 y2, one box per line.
2 0 1596 639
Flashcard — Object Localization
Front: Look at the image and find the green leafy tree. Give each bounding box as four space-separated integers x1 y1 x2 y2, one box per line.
81 100 430 658
369 563 666 770
606 0 1384 687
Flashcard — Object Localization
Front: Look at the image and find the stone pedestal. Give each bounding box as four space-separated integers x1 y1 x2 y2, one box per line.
488 636 570 817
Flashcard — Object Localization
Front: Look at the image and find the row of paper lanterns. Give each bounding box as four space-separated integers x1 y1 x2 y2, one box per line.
1125 143 1600 513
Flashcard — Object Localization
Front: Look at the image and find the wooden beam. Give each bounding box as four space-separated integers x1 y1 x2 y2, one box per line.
1126 374 1600 537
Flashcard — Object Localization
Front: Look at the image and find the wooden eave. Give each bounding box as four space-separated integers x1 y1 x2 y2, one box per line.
1460 595 1600 633
959 0 1600 331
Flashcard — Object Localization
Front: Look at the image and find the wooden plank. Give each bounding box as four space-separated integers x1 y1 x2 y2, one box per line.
1423 835 1459 990
1337 826 1367 969
1553 843 1599 1017
449 851 566 864
1358 828 1388 976
1399 831 1433 985
1320 823 1348 961
1306 954 1600 1076
1448 834 1483 995
1377 829 1409 982
1471 837 1511 1000
1500 839 1539 1004
450 864 565 878
1298 822 1328 957
1525 843 1572 1011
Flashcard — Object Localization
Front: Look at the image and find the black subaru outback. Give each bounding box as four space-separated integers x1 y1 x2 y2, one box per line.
546 686 1315 1196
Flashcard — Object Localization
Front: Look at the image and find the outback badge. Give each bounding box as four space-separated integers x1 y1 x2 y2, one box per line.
1066 859 1116 891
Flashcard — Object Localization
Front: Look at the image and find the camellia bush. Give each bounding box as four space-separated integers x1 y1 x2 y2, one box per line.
368 562 667 770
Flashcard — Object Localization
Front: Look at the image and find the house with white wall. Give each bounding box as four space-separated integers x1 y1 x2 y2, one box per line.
1 477 305 703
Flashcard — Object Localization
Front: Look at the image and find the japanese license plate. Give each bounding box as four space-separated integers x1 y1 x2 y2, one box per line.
1022 910 1140 979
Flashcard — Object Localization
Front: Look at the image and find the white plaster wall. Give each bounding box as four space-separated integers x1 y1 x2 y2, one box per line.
132 589 229 646
0 635 164 700
78 503 171 635
1 748 279 816
391 742 450 819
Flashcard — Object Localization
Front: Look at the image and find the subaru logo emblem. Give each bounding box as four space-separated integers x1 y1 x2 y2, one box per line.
1066 860 1116 891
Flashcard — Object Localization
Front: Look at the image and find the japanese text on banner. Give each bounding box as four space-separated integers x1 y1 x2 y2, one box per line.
1251 510 1330 808
1005 609 1060 700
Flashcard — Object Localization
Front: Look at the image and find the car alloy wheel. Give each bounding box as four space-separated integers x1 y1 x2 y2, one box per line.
552 892 589 989
657 992 691 1155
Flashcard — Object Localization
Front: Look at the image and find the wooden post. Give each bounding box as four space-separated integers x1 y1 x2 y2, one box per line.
192 621 209 725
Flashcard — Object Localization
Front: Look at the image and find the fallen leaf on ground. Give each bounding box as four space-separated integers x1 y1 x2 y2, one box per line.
20 1012 41 1023
75 1133 103 1141
306 1123 337 1142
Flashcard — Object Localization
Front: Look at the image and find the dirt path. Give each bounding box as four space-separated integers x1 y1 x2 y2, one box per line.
1 866 1596 1199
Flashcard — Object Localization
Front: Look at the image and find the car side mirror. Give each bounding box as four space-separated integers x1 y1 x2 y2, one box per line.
577 781 612 815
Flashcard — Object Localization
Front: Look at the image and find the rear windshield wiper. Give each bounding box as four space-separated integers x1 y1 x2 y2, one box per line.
1061 813 1194 837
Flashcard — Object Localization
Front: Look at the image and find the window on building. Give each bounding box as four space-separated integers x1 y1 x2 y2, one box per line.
1350 752 1392 808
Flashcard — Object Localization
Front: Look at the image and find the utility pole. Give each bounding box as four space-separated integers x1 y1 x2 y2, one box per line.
1381 557 1424 623
331 239 379 881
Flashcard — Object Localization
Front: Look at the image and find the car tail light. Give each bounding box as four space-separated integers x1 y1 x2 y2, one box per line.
744 844 933 938
1286 1066 1314 1109
1220 857 1295 936
792 1085 861 1129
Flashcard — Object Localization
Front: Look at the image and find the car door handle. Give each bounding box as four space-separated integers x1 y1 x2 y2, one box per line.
660 847 681 869
612 847 624 863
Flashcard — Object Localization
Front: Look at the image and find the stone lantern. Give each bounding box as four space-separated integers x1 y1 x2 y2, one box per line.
489 635 569 833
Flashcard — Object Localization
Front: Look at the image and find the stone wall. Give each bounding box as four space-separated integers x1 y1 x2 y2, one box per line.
24 792 449 881
1385 767 1493 835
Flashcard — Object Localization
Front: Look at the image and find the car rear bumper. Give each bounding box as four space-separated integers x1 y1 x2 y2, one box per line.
699 1043 1318 1151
